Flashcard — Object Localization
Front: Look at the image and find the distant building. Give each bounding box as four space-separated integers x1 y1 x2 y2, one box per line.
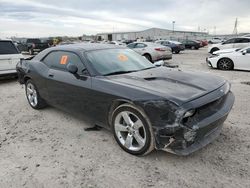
97 27 208 41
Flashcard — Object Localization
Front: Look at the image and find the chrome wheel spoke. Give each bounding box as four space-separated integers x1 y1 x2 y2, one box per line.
133 120 143 130
134 132 145 147
121 112 133 125
124 134 133 149
115 123 128 132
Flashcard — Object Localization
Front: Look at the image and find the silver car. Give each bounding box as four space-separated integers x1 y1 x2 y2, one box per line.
0 40 23 76
127 42 172 62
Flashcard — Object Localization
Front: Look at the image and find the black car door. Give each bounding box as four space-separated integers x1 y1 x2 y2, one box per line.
42 50 93 118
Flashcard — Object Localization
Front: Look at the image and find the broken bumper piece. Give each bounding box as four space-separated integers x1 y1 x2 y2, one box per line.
156 91 235 156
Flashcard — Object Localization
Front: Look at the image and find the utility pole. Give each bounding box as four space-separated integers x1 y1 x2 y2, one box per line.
172 21 175 33
232 18 238 36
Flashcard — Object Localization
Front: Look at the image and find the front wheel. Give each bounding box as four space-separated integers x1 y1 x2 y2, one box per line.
25 80 47 109
111 104 155 156
217 58 234 70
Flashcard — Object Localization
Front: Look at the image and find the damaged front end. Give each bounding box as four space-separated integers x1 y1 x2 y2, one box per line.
138 82 235 156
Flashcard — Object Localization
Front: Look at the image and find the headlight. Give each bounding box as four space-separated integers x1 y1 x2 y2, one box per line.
183 109 196 118
209 54 219 58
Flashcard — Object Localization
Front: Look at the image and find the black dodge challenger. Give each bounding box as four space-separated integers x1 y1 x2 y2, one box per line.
16 43 235 156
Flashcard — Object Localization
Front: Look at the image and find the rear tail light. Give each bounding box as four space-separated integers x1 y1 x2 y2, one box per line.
155 48 166 51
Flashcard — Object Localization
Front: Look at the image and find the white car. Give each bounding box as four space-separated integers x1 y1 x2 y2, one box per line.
208 37 250 54
108 41 126 46
207 46 250 71
127 42 172 62
0 40 24 76
208 38 224 44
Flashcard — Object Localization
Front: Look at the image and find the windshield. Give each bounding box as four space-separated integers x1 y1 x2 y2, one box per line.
85 49 155 75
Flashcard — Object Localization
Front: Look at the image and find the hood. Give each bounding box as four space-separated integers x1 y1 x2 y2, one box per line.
107 67 225 106
213 48 239 55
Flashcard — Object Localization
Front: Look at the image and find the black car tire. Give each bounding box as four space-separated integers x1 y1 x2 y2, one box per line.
217 58 234 70
25 80 47 109
143 54 152 62
175 50 180 54
191 46 195 50
111 103 155 156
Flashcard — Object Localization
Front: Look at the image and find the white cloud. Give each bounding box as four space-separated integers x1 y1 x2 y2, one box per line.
0 0 249 38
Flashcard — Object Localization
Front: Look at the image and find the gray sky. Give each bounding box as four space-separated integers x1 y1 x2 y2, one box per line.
0 0 249 38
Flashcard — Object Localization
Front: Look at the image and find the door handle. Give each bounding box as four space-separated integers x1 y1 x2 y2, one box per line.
48 74 54 78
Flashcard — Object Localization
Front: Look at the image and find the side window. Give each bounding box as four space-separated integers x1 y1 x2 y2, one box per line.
135 43 146 48
246 48 250 53
224 38 235 44
43 51 86 74
234 38 250 43
127 43 135 48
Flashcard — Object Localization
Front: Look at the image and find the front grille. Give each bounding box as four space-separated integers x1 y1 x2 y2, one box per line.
183 93 228 128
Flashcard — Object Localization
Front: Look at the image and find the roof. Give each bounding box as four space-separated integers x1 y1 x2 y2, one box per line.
50 43 126 52
97 27 208 35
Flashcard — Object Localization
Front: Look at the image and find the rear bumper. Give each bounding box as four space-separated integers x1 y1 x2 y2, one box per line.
156 91 235 156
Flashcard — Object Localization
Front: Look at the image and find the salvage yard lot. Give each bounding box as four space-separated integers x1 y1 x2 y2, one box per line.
0 47 250 188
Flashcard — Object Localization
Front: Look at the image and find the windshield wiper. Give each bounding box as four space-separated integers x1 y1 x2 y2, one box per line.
104 70 137 76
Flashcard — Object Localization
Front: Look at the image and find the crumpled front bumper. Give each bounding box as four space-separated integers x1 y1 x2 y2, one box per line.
156 91 235 156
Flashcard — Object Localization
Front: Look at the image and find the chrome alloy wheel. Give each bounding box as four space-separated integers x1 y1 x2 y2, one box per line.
218 59 232 70
114 111 146 151
26 83 38 107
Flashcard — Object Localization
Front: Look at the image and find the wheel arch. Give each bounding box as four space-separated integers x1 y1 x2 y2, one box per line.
142 53 152 61
210 47 220 53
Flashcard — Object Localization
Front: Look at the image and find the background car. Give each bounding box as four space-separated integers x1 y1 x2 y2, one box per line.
127 42 172 62
208 37 250 54
208 37 224 44
155 40 185 54
107 41 126 46
207 46 250 71
18 38 49 55
0 40 23 76
181 40 200 49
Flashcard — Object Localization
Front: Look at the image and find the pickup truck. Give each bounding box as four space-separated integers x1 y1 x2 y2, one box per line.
18 38 49 55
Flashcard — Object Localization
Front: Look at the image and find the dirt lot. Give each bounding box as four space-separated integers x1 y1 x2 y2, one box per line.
0 47 250 188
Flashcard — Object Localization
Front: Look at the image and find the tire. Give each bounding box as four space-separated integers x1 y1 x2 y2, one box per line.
210 48 219 54
29 49 34 55
217 58 234 70
111 103 155 156
143 54 152 62
25 80 47 109
175 50 180 54
191 46 195 50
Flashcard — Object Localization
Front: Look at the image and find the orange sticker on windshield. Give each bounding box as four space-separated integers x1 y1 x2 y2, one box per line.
118 54 128 62
60 55 68 65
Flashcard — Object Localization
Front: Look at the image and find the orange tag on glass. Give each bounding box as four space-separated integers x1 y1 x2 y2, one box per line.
118 54 128 62
60 55 68 65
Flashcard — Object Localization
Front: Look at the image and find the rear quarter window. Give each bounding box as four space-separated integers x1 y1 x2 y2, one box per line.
0 41 19 55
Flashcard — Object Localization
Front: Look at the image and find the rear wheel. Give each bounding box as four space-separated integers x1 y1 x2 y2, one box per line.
143 54 152 62
217 58 234 70
191 46 195 50
175 50 180 54
25 80 47 109
111 104 154 156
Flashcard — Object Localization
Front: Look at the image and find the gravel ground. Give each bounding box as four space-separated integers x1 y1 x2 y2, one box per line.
0 47 250 188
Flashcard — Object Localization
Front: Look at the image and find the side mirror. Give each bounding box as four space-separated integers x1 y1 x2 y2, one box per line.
154 60 164 67
242 50 247 55
67 63 78 74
